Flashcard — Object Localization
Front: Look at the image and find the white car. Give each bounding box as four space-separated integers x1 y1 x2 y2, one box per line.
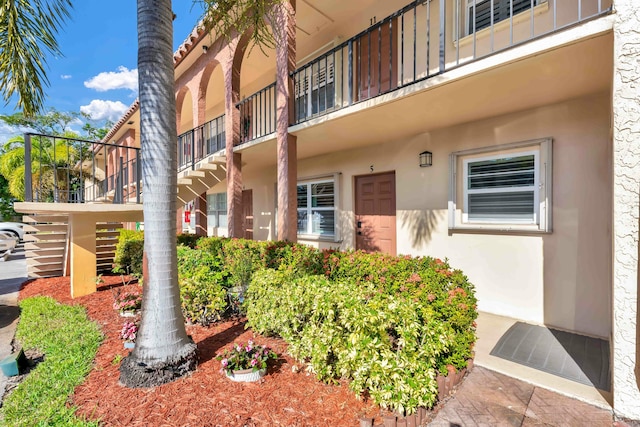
0 222 25 241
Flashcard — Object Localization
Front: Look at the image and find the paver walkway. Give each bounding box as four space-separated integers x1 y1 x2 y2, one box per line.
428 366 614 427
0 243 27 403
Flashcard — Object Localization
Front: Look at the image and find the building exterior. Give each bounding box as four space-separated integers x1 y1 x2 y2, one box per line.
18 0 640 420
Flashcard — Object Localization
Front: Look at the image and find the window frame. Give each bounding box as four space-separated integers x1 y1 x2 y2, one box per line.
449 138 552 232
207 192 228 229
295 55 336 121
296 177 337 238
464 0 545 37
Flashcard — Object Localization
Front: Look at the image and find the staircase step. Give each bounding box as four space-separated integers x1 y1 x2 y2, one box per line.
29 248 65 258
96 245 117 253
23 224 68 233
28 263 64 273
27 270 63 278
96 223 123 230
25 241 67 250
96 231 120 239
23 233 67 242
97 252 116 260
22 215 68 224
27 256 63 265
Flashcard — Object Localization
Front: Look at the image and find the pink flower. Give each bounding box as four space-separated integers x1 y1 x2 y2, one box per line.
221 358 228 367
250 359 258 367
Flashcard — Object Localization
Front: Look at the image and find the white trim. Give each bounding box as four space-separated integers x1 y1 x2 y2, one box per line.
462 150 539 224
296 176 338 238
449 137 552 232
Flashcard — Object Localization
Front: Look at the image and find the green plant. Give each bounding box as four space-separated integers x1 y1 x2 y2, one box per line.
177 245 227 325
112 229 144 278
177 233 200 248
246 251 478 414
217 339 277 374
0 296 102 426
111 354 123 365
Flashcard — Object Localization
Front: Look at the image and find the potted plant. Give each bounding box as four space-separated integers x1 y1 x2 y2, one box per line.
218 339 277 382
120 320 139 349
113 291 142 317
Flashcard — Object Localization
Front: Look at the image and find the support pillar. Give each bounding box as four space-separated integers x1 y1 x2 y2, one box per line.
194 192 208 236
69 214 96 298
612 0 640 419
274 0 297 242
224 36 246 238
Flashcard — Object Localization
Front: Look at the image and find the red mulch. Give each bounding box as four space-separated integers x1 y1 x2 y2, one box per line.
19 275 389 427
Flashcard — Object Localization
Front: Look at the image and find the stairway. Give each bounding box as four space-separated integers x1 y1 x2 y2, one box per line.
22 215 123 278
177 154 227 205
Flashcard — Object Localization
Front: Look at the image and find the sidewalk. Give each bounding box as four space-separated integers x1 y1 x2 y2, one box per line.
0 243 27 403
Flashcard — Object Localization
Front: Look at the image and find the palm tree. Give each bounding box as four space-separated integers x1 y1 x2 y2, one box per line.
119 0 197 387
0 0 72 117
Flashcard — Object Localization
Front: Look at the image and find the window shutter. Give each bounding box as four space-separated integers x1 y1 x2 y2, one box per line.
469 0 536 33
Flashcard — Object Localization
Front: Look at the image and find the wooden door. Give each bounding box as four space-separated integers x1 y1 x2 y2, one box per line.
355 172 396 256
357 18 398 102
242 189 253 240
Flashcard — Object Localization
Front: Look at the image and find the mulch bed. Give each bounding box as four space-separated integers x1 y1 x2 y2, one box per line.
18 275 390 426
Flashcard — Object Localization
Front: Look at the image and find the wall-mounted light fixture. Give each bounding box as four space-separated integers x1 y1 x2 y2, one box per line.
202 45 208 53
419 150 433 167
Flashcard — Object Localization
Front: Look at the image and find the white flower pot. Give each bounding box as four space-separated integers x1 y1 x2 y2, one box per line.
225 368 266 382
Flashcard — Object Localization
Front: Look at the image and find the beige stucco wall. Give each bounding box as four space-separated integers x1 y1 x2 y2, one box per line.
611 0 640 419
241 92 611 339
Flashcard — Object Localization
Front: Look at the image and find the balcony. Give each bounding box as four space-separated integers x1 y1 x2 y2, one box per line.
23 133 142 205
182 0 611 152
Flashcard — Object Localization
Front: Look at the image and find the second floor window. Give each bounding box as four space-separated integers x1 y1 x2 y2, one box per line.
467 0 542 35
295 55 335 122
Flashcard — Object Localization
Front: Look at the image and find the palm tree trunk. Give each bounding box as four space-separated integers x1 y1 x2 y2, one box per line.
120 0 197 388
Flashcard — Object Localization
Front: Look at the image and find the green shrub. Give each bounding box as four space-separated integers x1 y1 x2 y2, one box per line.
246 270 454 414
176 233 200 249
177 245 227 325
112 229 144 278
0 297 102 426
324 251 477 372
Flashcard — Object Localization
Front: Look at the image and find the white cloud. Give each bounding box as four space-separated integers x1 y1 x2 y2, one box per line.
84 66 138 92
60 74 72 79
80 100 128 122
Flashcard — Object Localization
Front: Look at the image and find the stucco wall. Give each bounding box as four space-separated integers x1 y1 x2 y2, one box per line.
242 92 611 339
611 0 640 419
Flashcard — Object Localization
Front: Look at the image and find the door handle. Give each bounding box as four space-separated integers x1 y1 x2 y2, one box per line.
357 221 362 228
357 231 362 235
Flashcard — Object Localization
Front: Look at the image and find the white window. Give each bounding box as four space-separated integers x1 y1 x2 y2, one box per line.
449 138 552 232
207 192 227 228
295 55 335 122
466 0 544 35
297 179 336 237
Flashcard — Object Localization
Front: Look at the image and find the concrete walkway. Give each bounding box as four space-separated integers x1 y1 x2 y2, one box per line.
0 243 27 403
428 366 615 426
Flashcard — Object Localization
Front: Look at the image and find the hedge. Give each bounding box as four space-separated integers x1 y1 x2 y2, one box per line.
111 235 477 413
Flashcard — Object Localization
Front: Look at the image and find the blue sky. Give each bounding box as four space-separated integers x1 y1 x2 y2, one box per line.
0 1 207 142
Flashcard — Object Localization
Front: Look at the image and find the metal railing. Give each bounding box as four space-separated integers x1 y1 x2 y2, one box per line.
289 0 612 124
24 133 141 204
237 83 277 144
177 114 225 172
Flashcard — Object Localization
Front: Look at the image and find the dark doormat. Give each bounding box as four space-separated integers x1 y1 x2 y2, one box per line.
490 322 610 391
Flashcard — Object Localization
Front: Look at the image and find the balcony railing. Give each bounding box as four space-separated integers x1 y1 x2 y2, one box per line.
178 114 225 172
290 0 611 125
24 133 141 204
237 83 277 144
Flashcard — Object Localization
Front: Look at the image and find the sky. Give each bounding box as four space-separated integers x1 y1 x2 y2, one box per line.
0 1 208 143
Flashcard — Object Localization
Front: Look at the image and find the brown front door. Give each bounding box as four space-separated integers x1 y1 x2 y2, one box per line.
355 172 396 256
242 189 253 240
356 18 398 102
